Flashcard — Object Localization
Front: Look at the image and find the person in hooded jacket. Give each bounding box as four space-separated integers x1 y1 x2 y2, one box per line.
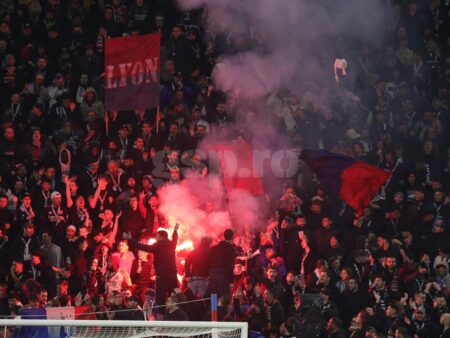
79 87 105 122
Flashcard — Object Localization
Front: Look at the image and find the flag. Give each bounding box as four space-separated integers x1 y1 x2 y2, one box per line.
301 149 390 215
215 140 264 196
19 308 48 338
45 305 95 320
19 306 97 338
104 33 160 111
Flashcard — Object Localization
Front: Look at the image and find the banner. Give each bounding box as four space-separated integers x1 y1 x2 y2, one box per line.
20 306 96 320
105 33 160 111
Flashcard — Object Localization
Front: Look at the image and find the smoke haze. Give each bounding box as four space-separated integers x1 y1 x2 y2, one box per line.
157 0 388 243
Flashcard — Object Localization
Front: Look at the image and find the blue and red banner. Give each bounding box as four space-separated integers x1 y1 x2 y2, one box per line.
105 33 160 111
301 149 390 215
19 306 96 338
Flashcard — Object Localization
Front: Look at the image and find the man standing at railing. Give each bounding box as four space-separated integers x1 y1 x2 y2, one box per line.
206 229 237 298
123 223 179 315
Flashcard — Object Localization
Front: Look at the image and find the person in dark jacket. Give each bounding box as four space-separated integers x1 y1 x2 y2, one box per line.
117 295 145 321
164 294 189 321
120 194 144 240
326 316 347 338
338 277 368 328
185 236 211 297
205 229 237 298
123 223 179 307
130 249 155 304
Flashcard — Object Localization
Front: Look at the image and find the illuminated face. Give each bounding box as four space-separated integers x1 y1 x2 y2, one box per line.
129 197 138 209
296 217 306 227
169 124 178 135
415 293 426 305
311 203 321 213
76 196 85 208
394 194 403 204
114 294 123 305
346 279 357 291
107 160 118 172
319 271 329 284
330 236 338 248
40 291 48 304
172 26 182 39
13 261 23 274
374 277 384 288
0 198 7 208
322 217 331 228
340 269 349 281
37 58 47 69
123 289 132 298
434 191 444 202
263 290 273 303
233 264 243 276
118 241 129 253
22 196 31 207
149 196 159 208
46 167 55 179
266 268 277 280
170 168 180 179
66 228 75 238
216 103 226 114
23 226 34 237
79 227 88 238
103 209 114 221
142 123 151 135
90 258 98 270
79 240 88 251
32 255 41 265
138 250 148 260
52 194 62 206
4 128 14 140
168 151 179 163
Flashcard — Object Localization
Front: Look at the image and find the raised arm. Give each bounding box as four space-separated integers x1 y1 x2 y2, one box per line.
172 223 179 245
107 211 122 246
90 178 107 209
64 176 74 208
123 232 155 253
138 192 147 218
90 184 101 209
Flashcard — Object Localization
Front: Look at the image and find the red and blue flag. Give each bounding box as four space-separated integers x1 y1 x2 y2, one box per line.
301 149 390 215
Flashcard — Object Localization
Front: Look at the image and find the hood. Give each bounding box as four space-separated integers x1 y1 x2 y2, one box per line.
85 87 97 96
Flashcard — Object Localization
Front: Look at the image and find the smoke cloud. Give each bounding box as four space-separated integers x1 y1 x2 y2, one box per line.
158 173 263 244
179 0 388 101
156 0 388 243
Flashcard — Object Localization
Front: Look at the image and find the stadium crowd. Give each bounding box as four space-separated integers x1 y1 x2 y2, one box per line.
1 0 450 337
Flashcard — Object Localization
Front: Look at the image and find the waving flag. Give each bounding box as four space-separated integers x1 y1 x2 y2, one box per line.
105 33 160 111
215 141 264 196
301 149 390 215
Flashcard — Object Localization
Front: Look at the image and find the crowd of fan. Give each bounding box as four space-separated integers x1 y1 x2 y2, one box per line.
1 0 450 337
